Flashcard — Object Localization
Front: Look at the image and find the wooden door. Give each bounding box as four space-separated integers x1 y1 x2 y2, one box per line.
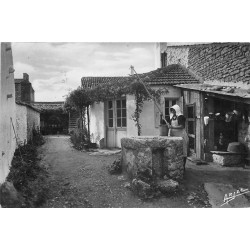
186 103 196 156
106 99 127 148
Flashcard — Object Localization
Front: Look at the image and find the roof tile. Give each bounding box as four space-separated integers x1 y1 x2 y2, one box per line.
81 64 201 88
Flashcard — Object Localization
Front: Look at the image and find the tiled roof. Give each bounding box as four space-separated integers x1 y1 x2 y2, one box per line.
81 77 128 88
16 101 41 113
138 64 201 85
32 102 65 112
81 64 201 88
175 84 250 99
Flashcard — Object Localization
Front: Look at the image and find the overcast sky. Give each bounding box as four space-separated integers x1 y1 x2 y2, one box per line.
12 43 156 102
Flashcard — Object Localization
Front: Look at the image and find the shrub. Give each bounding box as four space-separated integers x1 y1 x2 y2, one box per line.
108 159 122 174
70 128 88 150
32 128 45 146
7 143 49 207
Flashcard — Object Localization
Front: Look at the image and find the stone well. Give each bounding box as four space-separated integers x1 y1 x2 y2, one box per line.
121 136 184 181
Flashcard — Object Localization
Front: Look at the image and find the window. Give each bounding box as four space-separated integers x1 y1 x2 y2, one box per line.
116 99 126 128
108 100 113 127
165 98 177 121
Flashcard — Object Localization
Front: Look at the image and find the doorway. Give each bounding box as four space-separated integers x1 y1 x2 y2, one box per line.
106 98 127 148
186 103 196 156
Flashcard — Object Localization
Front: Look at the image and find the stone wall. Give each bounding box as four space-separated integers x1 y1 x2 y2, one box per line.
15 83 22 102
15 73 35 103
121 136 184 181
188 43 250 84
0 43 16 184
21 82 34 103
166 46 189 67
162 43 250 86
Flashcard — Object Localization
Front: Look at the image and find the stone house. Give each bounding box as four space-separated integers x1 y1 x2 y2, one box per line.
159 42 250 164
0 43 16 183
81 64 200 148
14 73 40 145
15 73 34 103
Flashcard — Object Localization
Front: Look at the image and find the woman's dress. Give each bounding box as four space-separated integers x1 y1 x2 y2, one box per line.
169 115 189 157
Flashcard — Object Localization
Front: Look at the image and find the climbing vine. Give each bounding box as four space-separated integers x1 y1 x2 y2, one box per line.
65 74 168 136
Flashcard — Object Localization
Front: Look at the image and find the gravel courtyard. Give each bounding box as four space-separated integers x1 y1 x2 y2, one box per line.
39 135 250 208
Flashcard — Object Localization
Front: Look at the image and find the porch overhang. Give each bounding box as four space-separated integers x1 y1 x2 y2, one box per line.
175 84 250 104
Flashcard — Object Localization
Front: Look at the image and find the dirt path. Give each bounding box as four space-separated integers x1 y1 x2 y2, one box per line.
39 135 250 208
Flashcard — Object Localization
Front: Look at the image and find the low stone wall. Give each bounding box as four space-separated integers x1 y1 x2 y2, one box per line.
121 136 184 181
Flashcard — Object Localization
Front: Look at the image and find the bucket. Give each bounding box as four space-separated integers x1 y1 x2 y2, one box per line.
159 125 169 136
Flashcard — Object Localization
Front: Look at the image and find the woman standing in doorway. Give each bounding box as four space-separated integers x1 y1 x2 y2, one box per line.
167 104 189 172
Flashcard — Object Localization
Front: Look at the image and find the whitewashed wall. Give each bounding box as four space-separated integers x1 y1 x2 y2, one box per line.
0 43 16 183
140 86 182 136
88 86 182 147
16 104 28 145
89 102 105 147
26 106 40 142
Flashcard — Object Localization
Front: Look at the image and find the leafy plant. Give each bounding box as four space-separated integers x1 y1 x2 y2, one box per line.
73 75 167 136
7 143 49 207
64 87 94 139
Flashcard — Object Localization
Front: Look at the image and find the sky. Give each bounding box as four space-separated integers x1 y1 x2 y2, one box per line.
12 43 156 102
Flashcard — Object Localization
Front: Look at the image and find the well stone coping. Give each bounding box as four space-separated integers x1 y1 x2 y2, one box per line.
121 136 183 149
121 136 184 180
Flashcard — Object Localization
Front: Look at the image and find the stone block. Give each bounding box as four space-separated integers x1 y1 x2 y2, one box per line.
131 179 153 199
121 136 184 181
168 160 184 171
212 153 242 166
168 169 183 179
157 179 179 194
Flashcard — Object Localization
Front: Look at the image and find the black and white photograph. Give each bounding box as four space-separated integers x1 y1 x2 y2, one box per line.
1 42 250 208
0 1 250 249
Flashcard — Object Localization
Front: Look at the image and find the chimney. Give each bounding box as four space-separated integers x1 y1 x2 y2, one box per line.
23 73 29 82
130 65 134 75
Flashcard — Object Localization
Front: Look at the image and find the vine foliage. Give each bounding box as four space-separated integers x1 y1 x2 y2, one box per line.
65 74 168 136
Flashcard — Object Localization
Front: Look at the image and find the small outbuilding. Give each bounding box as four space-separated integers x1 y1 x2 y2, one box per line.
175 83 250 164
81 64 200 148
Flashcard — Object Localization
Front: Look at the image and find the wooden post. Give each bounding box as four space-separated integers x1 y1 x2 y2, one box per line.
87 106 90 141
200 92 205 160
207 97 214 161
